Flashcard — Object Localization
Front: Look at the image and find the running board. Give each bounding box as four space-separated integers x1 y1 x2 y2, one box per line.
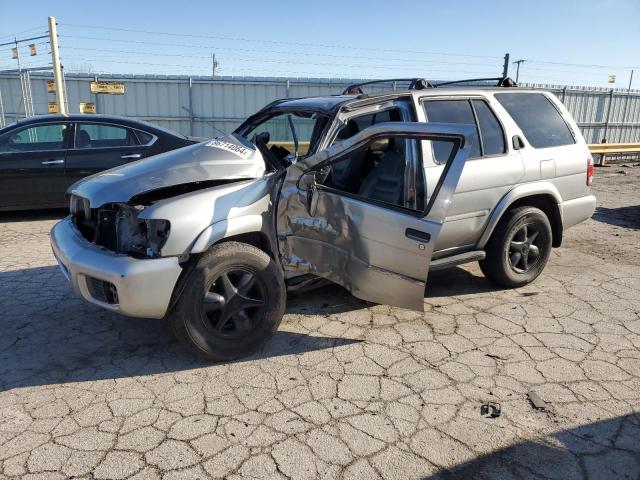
430 250 486 271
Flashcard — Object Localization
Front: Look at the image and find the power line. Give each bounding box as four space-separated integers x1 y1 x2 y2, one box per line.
526 59 639 70
0 26 47 43
0 40 50 54
59 23 504 59
58 44 497 68
58 48 500 72
60 55 499 77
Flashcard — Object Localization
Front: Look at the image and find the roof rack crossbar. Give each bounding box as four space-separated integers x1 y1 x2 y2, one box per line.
433 77 518 87
342 78 432 95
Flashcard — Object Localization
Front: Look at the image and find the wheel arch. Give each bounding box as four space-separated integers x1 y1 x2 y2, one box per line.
189 215 277 259
166 227 277 315
477 184 563 250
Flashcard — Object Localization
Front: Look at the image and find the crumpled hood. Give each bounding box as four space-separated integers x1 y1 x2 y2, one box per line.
70 134 266 207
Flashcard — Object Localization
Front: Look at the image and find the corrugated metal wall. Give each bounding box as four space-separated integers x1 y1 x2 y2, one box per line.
1 73 639 144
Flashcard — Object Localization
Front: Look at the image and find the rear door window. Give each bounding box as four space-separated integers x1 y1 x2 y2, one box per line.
472 100 505 156
495 92 575 148
422 100 481 161
74 123 139 149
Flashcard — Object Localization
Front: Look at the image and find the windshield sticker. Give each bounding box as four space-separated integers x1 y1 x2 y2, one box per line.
205 139 253 159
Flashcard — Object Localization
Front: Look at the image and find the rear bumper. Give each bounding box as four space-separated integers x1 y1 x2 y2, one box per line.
50 217 183 318
561 194 596 230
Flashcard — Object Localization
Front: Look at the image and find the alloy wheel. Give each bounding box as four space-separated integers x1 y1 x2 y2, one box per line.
507 223 541 273
202 267 266 338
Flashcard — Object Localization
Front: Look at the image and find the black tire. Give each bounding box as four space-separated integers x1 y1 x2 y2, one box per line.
168 241 286 361
479 206 552 288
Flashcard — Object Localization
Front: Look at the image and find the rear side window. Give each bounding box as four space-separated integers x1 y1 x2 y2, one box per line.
472 100 505 156
135 130 154 145
495 93 575 148
423 100 481 160
75 123 139 149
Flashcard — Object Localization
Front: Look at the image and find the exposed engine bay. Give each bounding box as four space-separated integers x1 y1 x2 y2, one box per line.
71 196 170 258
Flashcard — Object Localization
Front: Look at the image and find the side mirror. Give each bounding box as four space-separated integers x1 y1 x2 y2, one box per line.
512 135 525 150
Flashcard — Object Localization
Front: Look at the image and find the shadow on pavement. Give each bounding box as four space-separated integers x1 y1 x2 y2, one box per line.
0 261 501 392
0 265 361 392
422 412 640 479
426 266 502 298
592 205 640 230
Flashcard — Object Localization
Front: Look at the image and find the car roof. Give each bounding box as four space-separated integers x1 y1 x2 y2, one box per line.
270 95 358 114
265 86 541 115
0 114 186 138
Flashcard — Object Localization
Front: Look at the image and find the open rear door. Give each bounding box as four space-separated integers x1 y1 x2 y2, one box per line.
276 122 473 311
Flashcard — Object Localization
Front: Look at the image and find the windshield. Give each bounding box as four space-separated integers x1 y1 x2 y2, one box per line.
243 112 325 162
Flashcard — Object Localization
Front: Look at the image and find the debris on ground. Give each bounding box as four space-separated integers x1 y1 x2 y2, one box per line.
527 391 549 411
480 402 501 418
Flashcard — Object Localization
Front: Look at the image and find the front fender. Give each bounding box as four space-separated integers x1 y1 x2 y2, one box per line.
476 182 562 249
190 215 265 253
138 176 275 256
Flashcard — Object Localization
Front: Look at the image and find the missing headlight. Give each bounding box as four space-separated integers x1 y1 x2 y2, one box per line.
115 205 170 258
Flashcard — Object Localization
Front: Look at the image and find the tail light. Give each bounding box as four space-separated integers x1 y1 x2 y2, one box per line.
586 156 594 186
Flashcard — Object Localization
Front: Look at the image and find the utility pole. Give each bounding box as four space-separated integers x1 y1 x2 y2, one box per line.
621 69 634 127
513 59 525 83
502 53 510 78
212 53 217 77
48 16 67 115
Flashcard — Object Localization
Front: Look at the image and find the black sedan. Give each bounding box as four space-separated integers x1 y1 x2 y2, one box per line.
0 115 199 211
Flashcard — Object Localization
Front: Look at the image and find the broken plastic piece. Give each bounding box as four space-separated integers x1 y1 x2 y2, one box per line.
480 402 501 418
527 391 548 411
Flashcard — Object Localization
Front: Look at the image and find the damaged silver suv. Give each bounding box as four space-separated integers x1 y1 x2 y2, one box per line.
51 77 596 360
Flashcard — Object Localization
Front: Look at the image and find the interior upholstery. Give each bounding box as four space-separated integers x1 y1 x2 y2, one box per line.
357 141 405 206
76 129 92 148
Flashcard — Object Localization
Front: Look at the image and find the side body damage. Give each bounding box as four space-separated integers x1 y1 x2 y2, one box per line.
276 122 473 311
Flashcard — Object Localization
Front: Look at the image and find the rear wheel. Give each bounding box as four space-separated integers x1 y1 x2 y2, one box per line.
168 241 286 361
480 206 552 288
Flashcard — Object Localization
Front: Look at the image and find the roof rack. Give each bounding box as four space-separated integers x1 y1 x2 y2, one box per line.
432 77 518 88
342 78 432 95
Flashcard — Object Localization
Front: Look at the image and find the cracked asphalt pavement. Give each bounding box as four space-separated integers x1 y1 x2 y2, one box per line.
1 165 639 479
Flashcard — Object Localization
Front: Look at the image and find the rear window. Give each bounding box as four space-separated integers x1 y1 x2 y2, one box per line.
495 92 575 148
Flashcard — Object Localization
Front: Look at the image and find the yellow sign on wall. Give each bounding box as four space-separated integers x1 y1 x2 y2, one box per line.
79 102 96 114
48 102 58 114
47 80 55 93
90 81 125 95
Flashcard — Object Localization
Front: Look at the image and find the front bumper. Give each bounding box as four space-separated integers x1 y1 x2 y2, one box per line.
50 216 183 318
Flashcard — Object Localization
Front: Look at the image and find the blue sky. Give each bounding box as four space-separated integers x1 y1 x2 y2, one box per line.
1 0 639 88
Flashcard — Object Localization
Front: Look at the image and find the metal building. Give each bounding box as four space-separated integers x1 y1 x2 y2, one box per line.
0 72 638 144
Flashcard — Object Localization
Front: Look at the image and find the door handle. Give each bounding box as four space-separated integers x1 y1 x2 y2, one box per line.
405 228 431 243
41 159 64 165
121 153 142 160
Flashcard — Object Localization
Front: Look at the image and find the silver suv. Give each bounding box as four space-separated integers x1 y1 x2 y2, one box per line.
51 78 596 360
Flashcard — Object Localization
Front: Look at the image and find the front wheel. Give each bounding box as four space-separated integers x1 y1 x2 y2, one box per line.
480 206 552 288
168 241 286 361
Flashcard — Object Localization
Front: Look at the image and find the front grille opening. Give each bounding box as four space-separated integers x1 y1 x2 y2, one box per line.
86 276 119 304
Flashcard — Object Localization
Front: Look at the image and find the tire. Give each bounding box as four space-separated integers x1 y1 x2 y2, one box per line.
168 241 286 361
479 206 552 288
